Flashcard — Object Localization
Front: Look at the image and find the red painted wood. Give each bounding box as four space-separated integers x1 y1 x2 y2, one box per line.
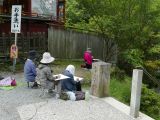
0 0 65 33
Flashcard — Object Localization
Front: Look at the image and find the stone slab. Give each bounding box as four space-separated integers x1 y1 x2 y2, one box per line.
17 98 134 120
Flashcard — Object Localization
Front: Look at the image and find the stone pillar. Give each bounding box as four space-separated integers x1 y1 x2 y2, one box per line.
90 62 111 97
130 69 143 118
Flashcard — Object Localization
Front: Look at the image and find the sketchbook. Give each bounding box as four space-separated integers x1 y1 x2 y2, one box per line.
74 76 83 82
53 74 69 81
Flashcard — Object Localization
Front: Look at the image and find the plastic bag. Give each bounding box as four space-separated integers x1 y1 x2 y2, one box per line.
0 77 16 86
11 79 16 86
67 91 76 101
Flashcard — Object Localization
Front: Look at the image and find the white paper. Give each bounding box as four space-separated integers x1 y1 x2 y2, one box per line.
93 59 99 61
53 74 69 81
74 76 83 82
53 74 83 82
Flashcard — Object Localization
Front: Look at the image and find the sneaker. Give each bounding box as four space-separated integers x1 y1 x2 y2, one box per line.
31 82 38 88
60 92 69 100
48 89 54 93
48 89 56 96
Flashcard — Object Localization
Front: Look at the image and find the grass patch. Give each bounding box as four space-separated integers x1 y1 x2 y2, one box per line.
110 76 132 105
52 59 91 85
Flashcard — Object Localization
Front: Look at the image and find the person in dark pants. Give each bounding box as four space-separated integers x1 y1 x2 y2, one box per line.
0 75 4 80
61 65 81 92
24 50 38 88
82 48 93 69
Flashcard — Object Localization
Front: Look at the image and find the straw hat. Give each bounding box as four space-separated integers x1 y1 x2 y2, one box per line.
40 52 55 64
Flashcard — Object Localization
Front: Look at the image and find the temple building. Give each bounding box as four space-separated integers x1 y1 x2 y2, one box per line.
0 0 65 33
0 0 65 58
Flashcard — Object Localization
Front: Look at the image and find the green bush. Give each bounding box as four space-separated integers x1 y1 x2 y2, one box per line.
144 60 160 71
110 76 131 104
144 60 160 88
110 76 160 120
111 67 126 81
122 49 144 67
118 49 144 76
141 85 160 120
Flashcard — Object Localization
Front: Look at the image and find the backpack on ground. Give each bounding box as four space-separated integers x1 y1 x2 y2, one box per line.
75 91 85 101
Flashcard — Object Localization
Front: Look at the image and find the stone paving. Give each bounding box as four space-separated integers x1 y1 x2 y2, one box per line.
0 72 152 120
17 98 134 120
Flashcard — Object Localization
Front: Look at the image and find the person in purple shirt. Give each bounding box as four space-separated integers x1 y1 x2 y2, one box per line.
83 48 93 69
24 50 38 88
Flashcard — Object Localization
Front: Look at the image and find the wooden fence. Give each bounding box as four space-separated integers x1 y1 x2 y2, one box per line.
48 27 117 62
0 28 117 62
0 32 47 59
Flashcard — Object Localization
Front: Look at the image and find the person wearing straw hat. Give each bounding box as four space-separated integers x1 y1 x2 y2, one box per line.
36 52 57 93
24 50 38 88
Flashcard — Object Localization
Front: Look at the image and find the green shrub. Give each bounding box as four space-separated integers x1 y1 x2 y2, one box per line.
122 49 144 67
111 67 125 81
118 49 144 76
110 76 160 120
144 60 160 71
110 76 131 104
144 60 160 88
140 85 160 120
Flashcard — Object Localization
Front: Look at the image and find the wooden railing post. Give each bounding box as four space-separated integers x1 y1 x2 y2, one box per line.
90 62 111 97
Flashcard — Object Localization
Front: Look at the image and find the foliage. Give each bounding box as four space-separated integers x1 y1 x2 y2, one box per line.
65 0 85 27
141 85 160 119
122 49 144 67
111 66 126 81
148 43 160 60
143 60 160 88
144 60 160 80
110 75 160 120
66 0 160 67
149 44 160 54
145 60 160 70
110 76 131 104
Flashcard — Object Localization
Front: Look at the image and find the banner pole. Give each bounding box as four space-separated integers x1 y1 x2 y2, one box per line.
13 33 17 74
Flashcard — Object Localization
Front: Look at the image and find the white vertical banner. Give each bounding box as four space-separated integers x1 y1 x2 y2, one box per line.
11 5 22 33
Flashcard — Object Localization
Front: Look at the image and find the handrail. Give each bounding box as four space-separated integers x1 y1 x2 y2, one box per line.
136 66 160 88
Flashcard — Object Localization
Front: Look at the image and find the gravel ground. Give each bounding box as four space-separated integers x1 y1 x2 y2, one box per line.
0 72 133 120
0 72 51 120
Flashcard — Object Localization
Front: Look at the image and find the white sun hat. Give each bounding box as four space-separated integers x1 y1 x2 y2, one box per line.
40 52 55 64
66 65 75 75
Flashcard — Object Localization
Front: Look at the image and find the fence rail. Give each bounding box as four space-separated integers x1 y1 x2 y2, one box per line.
0 32 47 60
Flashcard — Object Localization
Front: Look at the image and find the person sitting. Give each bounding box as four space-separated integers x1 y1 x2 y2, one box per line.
36 52 57 94
24 50 38 88
0 75 4 80
61 65 84 101
82 48 93 69
61 65 81 92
